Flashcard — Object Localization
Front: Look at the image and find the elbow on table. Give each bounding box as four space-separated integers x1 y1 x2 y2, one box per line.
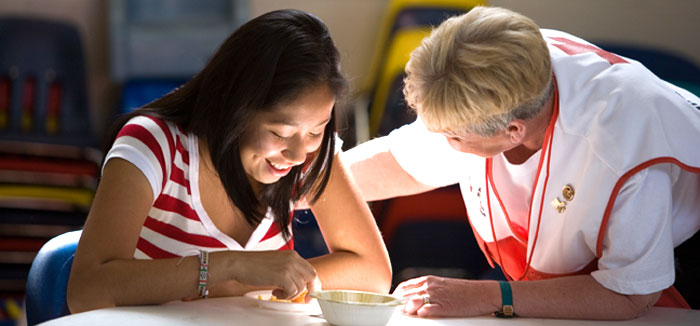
66 275 114 314
345 254 392 294
370 261 393 294
631 292 661 319
611 291 661 320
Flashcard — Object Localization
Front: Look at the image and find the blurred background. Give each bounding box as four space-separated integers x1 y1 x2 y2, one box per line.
1 1 699 325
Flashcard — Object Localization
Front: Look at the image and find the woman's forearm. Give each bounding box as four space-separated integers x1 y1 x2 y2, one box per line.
67 249 317 313
67 255 203 313
510 274 660 320
397 274 661 319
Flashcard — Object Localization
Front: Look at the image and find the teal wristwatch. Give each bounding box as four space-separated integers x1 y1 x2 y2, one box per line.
495 281 515 318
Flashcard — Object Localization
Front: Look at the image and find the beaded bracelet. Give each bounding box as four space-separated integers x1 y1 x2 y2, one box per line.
198 250 209 298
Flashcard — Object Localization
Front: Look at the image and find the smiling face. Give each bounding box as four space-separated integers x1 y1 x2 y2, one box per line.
239 84 335 189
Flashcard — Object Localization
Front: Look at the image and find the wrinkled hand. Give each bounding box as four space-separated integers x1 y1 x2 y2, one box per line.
392 275 497 317
230 250 321 300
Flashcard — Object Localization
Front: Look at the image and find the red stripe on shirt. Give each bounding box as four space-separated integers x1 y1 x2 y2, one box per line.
144 216 226 248
170 164 189 189
260 221 283 242
175 124 186 135
176 138 189 165
279 238 294 250
153 194 199 221
117 124 167 190
146 116 176 163
136 237 179 259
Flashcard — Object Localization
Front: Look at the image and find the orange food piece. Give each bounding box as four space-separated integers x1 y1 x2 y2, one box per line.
259 289 308 303
292 289 308 303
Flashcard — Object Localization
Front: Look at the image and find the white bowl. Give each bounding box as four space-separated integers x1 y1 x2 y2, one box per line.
309 290 403 326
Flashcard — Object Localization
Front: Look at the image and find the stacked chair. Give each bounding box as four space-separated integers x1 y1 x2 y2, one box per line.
0 17 99 325
13 1 249 323
349 0 496 289
358 0 486 139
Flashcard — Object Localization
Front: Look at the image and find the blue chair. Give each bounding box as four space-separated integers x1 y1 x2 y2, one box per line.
0 17 94 147
25 230 82 326
119 78 188 114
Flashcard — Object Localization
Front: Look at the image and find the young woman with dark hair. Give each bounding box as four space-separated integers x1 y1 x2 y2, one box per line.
66 9 391 313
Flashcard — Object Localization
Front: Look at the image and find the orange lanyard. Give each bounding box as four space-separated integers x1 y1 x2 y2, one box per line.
484 82 560 281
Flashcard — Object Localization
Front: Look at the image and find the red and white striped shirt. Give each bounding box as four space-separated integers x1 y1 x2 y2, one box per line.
105 115 292 259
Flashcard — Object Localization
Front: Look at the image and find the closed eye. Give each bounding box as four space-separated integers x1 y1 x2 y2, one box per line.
271 131 287 140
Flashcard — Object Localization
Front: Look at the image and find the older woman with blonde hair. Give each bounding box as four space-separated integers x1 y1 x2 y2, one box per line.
343 6 700 320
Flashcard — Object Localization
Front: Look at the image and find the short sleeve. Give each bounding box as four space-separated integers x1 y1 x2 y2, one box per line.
386 118 474 188
103 116 176 202
591 165 677 295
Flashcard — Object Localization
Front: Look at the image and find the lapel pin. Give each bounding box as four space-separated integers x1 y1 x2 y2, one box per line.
551 197 566 213
562 184 575 201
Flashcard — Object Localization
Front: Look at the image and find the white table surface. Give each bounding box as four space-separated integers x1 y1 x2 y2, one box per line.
38 296 700 326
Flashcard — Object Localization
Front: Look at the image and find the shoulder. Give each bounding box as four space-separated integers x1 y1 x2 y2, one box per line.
113 115 189 160
117 115 180 143
106 115 190 198
547 30 695 149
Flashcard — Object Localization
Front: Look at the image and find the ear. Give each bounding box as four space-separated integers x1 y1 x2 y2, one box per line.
506 120 526 144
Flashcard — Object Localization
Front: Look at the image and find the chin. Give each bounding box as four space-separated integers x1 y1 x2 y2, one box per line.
469 152 493 158
256 176 282 185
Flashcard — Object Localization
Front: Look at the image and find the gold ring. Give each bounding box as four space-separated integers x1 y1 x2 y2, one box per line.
422 296 430 305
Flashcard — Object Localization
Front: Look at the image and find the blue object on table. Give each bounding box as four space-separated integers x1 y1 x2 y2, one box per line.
25 230 82 326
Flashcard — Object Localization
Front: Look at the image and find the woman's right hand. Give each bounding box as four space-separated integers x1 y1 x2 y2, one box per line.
219 250 321 300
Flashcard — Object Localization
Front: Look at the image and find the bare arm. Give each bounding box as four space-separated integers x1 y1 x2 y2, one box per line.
511 275 660 319
68 159 317 313
340 136 436 201
397 274 660 320
308 154 392 293
68 158 199 312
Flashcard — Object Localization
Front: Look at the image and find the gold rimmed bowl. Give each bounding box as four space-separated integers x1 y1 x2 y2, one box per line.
309 290 404 326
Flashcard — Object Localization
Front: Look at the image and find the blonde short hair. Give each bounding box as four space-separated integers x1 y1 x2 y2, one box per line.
403 6 552 136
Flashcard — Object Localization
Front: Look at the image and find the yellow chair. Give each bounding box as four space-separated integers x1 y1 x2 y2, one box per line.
368 28 430 137
358 2 497 289
358 0 486 140
363 0 486 94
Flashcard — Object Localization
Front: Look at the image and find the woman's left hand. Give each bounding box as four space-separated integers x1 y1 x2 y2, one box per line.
392 275 500 317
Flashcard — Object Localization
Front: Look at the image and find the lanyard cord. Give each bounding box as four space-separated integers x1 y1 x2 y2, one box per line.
484 81 560 280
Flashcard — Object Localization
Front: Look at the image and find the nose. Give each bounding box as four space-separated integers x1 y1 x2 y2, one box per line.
281 135 308 165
